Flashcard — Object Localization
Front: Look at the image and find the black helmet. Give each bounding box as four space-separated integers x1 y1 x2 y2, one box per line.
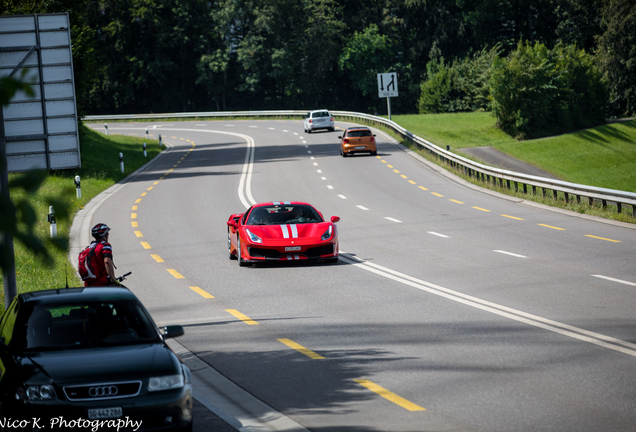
91 223 111 239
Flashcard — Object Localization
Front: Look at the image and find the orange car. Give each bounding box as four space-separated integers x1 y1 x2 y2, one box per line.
339 127 377 157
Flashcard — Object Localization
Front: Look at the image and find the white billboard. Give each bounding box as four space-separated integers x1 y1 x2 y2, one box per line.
0 13 80 172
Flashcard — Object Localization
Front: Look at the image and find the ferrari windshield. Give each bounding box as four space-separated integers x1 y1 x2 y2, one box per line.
247 204 322 225
23 300 160 351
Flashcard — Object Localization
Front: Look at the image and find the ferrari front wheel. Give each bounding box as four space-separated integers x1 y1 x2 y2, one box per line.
228 231 237 260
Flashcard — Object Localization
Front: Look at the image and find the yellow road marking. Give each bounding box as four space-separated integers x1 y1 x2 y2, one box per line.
226 309 259 325
135 198 142 203
472 206 491 212
131 213 137 219
501 214 524 220
278 338 325 359
408 180 416 184
449 199 464 204
151 254 164 262
585 235 621 243
169 168 174 172
134 231 143 237
132 205 138 210
153 181 159 185
147 186 153 191
167 269 184 279
354 379 425 412
179 137 185 140
400 174 407 179
140 242 151 249
418 186 428 191
431 192 444 197
393 169 400 173
131 221 138 228
381 160 387 163
387 164 393 168
173 165 178 168
141 192 147 196
538 224 565 230
376 156 381 159
160 177 165 180
171 136 178 139
190 286 214 298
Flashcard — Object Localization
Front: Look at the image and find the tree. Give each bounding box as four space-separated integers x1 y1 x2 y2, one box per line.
490 41 606 139
595 0 636 118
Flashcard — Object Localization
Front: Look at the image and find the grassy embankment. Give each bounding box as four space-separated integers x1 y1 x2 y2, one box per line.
389 112 636 223
0 126 162 310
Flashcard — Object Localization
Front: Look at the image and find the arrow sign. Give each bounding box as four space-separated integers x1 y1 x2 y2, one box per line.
378 72 398 98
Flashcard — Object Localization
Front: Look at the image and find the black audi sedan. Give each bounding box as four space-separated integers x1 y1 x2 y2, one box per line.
0 287 193 431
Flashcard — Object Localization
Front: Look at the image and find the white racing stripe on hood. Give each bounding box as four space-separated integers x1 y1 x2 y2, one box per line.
280 225 289 238
290 224 298 238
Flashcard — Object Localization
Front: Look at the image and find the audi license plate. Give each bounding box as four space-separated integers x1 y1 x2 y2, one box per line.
355 146 366 149
88 407 122 420
285 246 301 251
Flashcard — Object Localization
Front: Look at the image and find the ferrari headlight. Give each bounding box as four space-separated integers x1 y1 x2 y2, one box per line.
321 226 333 241
245 228 262 244
16 384 57 401
148 374 184 392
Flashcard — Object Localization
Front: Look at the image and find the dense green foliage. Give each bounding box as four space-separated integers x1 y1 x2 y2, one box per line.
490 42 606 139
595 0 636 118
1 0 634 126
418 46 500 114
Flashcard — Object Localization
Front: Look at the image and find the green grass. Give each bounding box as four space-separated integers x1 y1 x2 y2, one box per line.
392 113 636 193
0 126 163 310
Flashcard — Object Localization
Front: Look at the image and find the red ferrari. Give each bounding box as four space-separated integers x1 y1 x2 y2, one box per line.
227 201 340 266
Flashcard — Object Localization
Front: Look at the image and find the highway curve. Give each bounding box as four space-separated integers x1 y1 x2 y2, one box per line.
84 120 636 432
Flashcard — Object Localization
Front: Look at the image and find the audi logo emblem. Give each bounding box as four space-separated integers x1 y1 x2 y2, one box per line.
89 385 119 397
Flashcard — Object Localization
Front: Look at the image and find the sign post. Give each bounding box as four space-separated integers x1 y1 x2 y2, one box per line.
377 72 399 120
0 13 80 306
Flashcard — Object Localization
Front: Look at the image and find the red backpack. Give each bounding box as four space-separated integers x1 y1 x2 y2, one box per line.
78 243 100 281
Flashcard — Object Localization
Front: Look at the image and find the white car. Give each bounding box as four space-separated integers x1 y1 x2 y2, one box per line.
303 109 334 133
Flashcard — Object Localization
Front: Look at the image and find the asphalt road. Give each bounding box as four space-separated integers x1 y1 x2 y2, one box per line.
84 120 636 432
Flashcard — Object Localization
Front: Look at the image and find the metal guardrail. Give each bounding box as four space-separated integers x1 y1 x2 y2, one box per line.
83 110 636 217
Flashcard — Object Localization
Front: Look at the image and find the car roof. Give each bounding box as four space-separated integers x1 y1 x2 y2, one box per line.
20 287 138 305
346 127 370 130
253 201 311 208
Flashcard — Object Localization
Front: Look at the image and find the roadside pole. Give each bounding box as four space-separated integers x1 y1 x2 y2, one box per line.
0 114 17 308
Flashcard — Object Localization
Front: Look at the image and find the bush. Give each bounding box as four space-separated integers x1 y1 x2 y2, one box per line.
490 41 607 139
418 46 500 114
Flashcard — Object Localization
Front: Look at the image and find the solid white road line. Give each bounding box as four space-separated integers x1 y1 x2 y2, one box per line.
357 205 369 210
338 254 636 358
592 274 636 287
338 194 347 200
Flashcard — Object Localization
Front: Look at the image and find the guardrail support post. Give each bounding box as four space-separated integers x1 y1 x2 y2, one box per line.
564 192 569 203
553 190 558 200
602 200 607 209
542 188 547 198
523 184 527 194
632 205 635 218
532 185 536 195
576 195 581 204
506 180 511 189
617 202 622 214
588 197 593 206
